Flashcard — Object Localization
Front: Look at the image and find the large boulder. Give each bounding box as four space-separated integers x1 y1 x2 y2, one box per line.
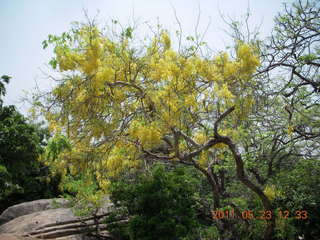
0 199 69 225
0 198 116 240
0 234 38 240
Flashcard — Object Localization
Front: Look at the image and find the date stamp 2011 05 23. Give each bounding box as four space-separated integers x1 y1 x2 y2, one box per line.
211 209 308 220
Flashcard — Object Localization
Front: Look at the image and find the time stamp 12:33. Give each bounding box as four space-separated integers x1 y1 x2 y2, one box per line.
211 209 308 220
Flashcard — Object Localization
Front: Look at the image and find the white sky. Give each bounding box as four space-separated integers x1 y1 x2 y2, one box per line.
0 0 294 115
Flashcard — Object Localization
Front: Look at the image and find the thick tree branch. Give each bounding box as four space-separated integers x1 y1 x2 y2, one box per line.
214 106 235 138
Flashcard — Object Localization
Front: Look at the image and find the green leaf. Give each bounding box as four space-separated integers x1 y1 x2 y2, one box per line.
1 75 11 84
42 40 48 49
49 58 58 70
123 27 133 39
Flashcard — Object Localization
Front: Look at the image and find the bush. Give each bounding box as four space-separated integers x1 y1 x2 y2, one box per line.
108 164 201 240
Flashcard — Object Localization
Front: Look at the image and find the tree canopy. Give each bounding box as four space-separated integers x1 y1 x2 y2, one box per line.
38 20 260 179
31 1 320 239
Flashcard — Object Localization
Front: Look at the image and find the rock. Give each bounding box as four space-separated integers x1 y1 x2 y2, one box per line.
0 208 74 234
0 199 69 225
0 198 116 240
0 234 38 240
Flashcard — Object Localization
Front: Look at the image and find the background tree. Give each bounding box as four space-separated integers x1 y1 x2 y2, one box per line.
0 75 61 213
260 0 320 139
254 0 320 238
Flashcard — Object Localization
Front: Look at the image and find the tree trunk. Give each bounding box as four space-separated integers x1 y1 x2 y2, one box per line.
220 135 275 240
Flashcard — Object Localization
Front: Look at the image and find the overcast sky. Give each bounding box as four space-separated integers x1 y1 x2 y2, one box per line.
0 0 294 115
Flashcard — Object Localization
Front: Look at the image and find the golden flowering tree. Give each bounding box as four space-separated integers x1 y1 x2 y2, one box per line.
35 21 274 239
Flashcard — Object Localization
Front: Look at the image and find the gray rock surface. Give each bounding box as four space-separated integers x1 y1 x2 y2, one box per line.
0 208 75 234
0 199 69 225
0 233 38 240
0 198 115 240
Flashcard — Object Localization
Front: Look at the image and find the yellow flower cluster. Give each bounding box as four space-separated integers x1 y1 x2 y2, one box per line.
184 94 197 108
98 179 111 190
199 151 209 168
161 31 171 49
194 132 208 144
43 24 262 184
287 125 294 135
263 185 283 201
236 43 260 76
98 141 138 178
129 121 162 149
213 142 227 149
106 154 123 175
216 83 235 99
95 66 115 85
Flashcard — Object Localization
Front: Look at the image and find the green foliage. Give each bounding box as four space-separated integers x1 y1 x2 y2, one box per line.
45 134 72 161
0 75 11 106
49 58 58 69
0 164 22 199
59 173 106 217
108 164 201 240
273 159 320 239
122 27 134 39
0 78 61 213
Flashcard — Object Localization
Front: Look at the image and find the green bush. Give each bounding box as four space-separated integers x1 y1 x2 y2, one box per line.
273 159 320 239
108 164 201 240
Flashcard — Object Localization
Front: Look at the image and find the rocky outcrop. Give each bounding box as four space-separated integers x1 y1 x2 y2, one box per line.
0 198 119 240
0 234 38 240
0 199 69 225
